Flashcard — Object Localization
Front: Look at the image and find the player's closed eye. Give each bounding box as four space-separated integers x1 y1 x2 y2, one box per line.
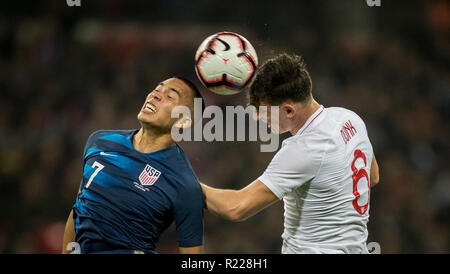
167 91 180 101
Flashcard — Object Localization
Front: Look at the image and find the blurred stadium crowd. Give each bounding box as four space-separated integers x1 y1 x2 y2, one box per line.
0 0 448 253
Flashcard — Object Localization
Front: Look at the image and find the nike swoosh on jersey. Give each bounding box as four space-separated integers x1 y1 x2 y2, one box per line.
100 152 118 157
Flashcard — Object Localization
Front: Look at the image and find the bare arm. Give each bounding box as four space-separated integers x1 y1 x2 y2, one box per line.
62 209 76 254
179 245 204 254
62 189 81 254
370 154 380 187
201 179 279 222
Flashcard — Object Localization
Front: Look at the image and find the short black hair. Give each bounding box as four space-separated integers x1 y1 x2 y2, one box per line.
248 53 312 106
173 76 205 121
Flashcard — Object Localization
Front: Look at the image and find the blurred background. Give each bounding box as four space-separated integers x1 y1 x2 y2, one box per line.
0 0 449 253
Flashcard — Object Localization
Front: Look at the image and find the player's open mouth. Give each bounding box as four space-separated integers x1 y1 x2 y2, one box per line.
144 103 156 113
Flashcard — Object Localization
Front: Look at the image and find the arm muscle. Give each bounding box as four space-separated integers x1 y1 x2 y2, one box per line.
201 180 279 222
370 154 380 187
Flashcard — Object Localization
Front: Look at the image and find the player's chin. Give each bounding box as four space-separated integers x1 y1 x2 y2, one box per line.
138 114 173 132
137 111 157 125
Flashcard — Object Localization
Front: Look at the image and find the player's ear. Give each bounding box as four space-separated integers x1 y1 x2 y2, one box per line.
174 116 192 129
281 102 296 119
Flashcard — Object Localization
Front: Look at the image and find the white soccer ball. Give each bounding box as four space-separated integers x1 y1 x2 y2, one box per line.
194 32 258 95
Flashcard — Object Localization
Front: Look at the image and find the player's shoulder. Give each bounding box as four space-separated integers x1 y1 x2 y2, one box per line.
326 107 365 123
169 145 201 186
326 106 368 133
88 129 134 139
83 129 136 153
280 107 354 157
85 129 135 143
278 133 325 166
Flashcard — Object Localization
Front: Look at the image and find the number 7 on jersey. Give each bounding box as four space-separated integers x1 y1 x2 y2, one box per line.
85 161 105 189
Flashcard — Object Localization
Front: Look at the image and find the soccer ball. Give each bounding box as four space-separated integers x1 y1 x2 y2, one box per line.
194 32 258 95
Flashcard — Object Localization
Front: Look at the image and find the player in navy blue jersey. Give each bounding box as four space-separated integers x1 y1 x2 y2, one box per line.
62 77 205 254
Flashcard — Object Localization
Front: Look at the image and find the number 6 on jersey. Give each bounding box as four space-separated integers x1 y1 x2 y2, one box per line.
351 149 370 214
85 161 105 189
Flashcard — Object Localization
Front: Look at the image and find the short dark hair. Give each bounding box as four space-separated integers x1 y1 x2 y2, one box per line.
248 53 312 106
173 76 205 122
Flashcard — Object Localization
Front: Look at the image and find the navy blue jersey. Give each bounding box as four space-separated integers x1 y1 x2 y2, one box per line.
72 129 204 254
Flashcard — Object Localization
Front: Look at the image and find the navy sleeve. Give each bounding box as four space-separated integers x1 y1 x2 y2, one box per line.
82 130 104 156
173 178 205 247
78 130 103 189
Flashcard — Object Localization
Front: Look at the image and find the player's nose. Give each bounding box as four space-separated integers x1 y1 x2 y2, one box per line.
150 90 162 101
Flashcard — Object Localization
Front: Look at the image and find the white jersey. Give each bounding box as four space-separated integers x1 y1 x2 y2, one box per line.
259 105 373 254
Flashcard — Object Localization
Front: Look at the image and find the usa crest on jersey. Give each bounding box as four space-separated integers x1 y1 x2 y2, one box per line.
139 164 161 185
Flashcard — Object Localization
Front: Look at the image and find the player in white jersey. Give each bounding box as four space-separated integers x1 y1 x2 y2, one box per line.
201 53 380 254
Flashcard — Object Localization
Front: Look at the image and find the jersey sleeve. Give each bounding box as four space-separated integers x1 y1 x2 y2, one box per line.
78 130 103 189
173 177 205 247
258 137 324 199
82 130 105 156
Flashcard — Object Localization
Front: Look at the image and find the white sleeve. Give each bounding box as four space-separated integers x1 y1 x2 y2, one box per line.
258 138 324 199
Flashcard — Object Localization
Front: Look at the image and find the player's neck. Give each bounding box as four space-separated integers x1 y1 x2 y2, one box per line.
132 128 175 154
290 99 321 135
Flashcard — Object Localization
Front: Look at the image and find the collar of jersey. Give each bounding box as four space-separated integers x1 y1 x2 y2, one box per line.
127 129 178 156
295 105 325 136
